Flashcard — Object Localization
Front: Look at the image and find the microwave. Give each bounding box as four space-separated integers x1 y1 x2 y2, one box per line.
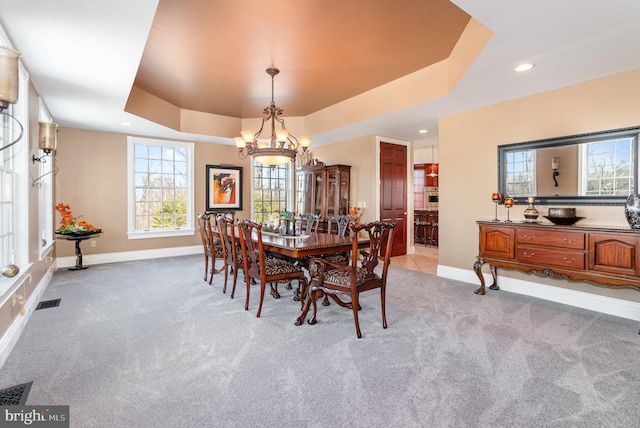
424 187 438 209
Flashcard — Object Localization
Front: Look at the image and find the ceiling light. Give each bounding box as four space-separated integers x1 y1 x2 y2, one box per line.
235 68 311 166
419 129 428 134
428 145 438 177
515 63 534 72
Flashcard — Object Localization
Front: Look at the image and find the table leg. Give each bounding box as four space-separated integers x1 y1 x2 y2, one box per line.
69 239 89 271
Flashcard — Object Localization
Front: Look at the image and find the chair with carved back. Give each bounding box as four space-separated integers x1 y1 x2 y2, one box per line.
325 215 357 263
216 215 245 297
317 214 357 306
296 221 397 338
293 213 322 272
299 213 320 234
197 213 224 285
237 219 308 317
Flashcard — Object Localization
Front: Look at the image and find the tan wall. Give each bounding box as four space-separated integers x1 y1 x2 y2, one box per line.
54 128 252 257
309 135 376 223
440 67 640 303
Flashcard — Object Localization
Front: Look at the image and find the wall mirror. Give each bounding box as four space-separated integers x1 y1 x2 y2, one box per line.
498 126 640 205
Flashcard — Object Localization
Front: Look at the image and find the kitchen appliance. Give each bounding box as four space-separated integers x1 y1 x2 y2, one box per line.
424 186 438 210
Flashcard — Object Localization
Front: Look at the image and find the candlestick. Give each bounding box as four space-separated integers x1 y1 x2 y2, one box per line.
504 197 514 222
491 192 501 221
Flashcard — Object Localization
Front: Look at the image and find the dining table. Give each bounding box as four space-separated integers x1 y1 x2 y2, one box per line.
257 231 369 259
211 225 370 318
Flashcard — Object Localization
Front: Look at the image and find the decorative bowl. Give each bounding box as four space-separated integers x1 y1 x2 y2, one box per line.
547 207 577 218
543 215 585 226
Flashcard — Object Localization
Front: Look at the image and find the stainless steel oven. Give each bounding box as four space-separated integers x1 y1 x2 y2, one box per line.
424 187 438 210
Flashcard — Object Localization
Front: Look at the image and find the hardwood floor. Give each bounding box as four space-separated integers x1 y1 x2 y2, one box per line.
391 245 438 275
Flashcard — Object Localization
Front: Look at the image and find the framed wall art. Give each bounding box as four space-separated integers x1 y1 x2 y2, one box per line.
205 165 243 211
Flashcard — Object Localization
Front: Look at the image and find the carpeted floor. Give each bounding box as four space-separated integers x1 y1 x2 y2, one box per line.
0 255 638 427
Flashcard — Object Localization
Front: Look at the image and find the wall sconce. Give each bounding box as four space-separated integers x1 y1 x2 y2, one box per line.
552 156 559 186
32 121 58 187
0 46 23 153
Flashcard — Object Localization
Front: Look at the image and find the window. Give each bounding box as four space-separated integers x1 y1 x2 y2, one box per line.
127 137 194 239
504 149 535 197
252 161 290 223
37 99 55 259
0 50 29 294
582 137 634 196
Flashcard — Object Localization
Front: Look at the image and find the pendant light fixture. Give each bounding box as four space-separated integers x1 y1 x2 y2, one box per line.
234 68 311 166
428 145 438 177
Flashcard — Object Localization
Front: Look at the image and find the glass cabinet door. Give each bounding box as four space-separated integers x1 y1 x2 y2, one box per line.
339 169 350 215
313 171 324 215
326 169 337 216
296 170 313 215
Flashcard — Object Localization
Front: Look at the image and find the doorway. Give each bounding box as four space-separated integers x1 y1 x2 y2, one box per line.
380 141 408 256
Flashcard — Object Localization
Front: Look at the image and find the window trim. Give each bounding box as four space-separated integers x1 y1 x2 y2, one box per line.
126 136 195 240
0 48 30 296
37 97 55 260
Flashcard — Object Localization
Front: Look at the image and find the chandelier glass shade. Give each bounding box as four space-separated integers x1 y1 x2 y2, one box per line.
0 46 23 153
234 68 311 166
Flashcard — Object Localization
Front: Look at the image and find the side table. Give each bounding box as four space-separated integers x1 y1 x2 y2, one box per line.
56 231 101 270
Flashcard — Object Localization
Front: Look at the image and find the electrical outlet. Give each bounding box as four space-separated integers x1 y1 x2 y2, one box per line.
90 240 96 247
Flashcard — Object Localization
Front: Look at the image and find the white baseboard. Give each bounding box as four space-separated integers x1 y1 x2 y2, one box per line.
0 269 53 368
56 245 202 268
437 264 640 322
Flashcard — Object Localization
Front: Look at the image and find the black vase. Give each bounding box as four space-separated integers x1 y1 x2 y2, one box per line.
625 194 640 229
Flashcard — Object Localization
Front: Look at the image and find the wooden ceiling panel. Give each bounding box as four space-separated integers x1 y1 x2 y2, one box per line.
132 0 471 118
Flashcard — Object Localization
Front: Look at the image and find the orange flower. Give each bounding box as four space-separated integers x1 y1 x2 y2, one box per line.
55 203 103 233
349 206 364 226
76 219 99 230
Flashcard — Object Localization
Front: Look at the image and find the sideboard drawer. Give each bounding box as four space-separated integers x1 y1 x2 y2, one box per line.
516 246 585 269
517 229 584 249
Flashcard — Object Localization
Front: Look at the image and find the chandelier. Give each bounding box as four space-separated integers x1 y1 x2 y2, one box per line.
234 68 311 166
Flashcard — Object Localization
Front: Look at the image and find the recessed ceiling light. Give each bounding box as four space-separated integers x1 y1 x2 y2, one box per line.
121 122 132 126
418 129 428 134
515 63 534 72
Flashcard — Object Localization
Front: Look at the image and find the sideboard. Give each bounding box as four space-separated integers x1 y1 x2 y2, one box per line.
474 221 640 295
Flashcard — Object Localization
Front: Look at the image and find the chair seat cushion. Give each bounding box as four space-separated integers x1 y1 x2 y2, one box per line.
324 253 348 265
214 243 224 256
323 267 378 286
264 257 303 276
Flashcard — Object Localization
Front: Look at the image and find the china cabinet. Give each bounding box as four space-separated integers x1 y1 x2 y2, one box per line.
296 163 350 220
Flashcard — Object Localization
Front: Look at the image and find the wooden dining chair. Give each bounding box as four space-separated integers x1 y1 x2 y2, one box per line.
297 221 396 338
237 219 308 317
299 213 320 234
326 215 358 261
197 213 224 284
216 215 245 297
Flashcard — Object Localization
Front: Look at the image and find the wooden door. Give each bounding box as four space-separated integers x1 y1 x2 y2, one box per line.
380 142 407 256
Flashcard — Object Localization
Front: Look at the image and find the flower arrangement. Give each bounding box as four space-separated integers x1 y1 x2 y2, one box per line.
55 203 101 234
349 206 364 226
